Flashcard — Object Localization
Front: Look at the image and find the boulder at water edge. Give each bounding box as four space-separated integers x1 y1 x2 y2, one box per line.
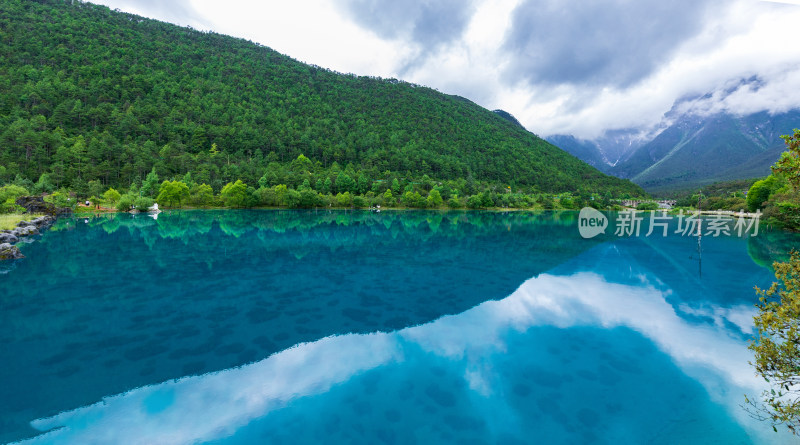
0 243 24 260
0 232 19 244
12 225 39 237
31 215 55 227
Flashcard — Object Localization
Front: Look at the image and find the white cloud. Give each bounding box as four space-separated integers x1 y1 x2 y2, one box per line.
190 0 410 77
507 0 800 138
762 0 800 5
400 0 520 106
91 0 205 28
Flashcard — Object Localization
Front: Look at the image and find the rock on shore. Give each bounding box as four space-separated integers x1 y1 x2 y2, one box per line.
12 225 39 237
0 214 56 261
14 196 71 216
0 243 24 260
0 232 19 244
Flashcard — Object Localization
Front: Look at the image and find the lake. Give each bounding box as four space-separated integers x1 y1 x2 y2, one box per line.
1 209 798 444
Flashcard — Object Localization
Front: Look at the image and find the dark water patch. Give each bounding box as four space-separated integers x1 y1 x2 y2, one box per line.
512 383 531 397
124 341 169 361
214 342 246 356
425 385 456 407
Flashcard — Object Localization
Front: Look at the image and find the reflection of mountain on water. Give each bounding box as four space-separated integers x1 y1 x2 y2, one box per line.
18 249 792 444
1 210 598 443
54 209 586 252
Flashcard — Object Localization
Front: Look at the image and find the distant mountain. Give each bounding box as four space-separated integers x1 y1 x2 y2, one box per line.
613 110 800 192
546 135 609 171
0 0 642 197
548 109 800 193
547 128 652 172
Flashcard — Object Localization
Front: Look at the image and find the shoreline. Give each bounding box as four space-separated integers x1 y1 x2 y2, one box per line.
0 215 56 260
72 206 764 216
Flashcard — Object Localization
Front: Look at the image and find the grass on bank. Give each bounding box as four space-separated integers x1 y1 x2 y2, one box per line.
0 213 41 231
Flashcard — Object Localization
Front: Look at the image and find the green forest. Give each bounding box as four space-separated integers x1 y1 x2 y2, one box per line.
0 0 643 211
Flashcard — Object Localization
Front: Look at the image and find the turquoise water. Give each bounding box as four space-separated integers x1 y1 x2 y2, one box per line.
0 210 797 444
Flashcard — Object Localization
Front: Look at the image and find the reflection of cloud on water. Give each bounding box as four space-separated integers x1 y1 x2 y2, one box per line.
20 335 402 444
406 271 776 440
677 302 757 335
17 271 785 444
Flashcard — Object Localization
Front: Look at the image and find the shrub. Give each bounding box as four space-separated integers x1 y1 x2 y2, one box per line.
426 189 443 208
402 191 425 208
46 190 76 209
0 185 29 205
299 189 321 208
467 195 483 209
256 186 277 206
190 184 215 207
336 192 352 207
447 196 463 208
116 195 134 212
157 180 190 208
636 202 659 211
134 196 155 211
747 175 785 211
0 198 25 214
285 189 302 208
103 188 121 204
560 197 576 209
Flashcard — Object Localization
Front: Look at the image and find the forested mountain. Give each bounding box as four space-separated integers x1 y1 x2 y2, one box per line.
0 0 642 198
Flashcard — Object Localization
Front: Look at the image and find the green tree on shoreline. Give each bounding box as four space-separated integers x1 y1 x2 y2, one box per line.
221 180 248 208
748 252 800 435
156 180 189 208
748 130 800 435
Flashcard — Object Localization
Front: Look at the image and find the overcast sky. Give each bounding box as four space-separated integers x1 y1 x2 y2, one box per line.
92 0 800 140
